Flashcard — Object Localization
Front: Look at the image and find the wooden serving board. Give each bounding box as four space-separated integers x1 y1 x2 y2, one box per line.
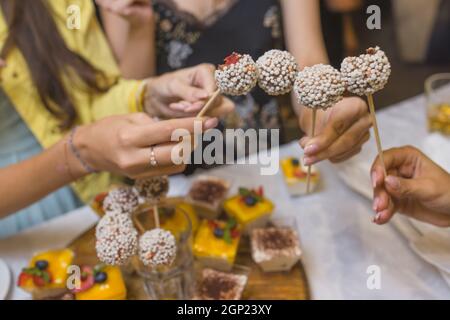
69 226 310 300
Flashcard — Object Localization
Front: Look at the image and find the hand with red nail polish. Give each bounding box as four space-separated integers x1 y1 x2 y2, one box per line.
370 146 450 227
299 97 371 165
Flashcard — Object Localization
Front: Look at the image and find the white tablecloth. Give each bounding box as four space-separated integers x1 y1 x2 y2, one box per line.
1 91 450 300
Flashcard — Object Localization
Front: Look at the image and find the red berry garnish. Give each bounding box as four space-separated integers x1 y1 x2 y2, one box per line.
257 186 264 197
32 275 46 287
208 220 218 229
224 52 241 66
231 229 240 239
17 272 32 287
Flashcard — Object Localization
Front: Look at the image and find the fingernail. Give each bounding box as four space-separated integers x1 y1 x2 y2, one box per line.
303 156 315 166
371 172 377 188
372 197 379 211
304 144 319 155
385 176 400 190
204 117 219 130
299 137 307 147
372 213 381 224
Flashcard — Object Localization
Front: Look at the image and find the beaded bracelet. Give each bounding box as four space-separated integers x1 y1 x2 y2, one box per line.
69 127 98 174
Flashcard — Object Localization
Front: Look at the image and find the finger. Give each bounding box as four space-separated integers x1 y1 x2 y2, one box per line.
123 117 218 147
127 112 156 125
384 175 434 200
169 79 209 103
305 128 369 165
305 113 371 159
130 164 187 180
328 146 362 164
191 63 217 94
303 100 368 155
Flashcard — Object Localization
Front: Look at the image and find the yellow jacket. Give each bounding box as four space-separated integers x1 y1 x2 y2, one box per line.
0 0 142 203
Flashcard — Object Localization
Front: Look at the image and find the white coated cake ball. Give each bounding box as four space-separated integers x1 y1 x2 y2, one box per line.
138 228 177 268
95 213 138 266
215 52 259 96
256 50 298 96
294 64 346 110
341 46 391 96
102 186 139 216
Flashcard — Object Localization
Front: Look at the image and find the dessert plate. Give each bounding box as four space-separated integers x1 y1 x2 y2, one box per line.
0 258 11 300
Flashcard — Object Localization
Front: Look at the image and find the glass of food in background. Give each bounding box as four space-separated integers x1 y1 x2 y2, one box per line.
134 198 195 300
425 73 450 135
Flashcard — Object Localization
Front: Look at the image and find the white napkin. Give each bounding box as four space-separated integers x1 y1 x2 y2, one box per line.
334 90 450 288
0 207 99 300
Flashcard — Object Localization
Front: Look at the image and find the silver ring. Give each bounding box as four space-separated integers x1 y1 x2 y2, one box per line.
149 146 158 167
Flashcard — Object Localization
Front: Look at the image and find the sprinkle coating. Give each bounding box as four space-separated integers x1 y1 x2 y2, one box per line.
215 53 259 96
134 176 169 202
102 186 139 216
256 50 298 96
341 46 391 96
138 228 177 267
294 64 345 110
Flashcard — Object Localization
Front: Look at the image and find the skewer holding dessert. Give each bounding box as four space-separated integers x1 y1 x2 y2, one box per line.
341 46 391 176
294 64 346 193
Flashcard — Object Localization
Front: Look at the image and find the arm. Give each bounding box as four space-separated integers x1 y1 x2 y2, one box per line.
98 0 156 78
0 115 219 218
0 138 84 217
281 0 371 164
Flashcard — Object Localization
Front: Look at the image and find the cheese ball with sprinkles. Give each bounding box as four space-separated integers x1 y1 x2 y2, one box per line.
256 50 298 96
294 64 346 110
134 176 169 202
102 186 139 216
341 46 391 96
95 213 138 266
215 52 259 96
138 228 177 268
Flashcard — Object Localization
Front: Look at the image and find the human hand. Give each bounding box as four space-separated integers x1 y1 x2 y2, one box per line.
371 146 450 227
299 96 372 165
72 113 219 179
144 64 235 119
95 0 153 25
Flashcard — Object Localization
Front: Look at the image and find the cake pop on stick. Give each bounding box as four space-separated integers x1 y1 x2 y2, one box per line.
95 213 138 266
256 49 298 96
294 64 346 193
134 176 169 229
197 52 259 117
341 46 391 176
138 228 177 268
102 186 139 216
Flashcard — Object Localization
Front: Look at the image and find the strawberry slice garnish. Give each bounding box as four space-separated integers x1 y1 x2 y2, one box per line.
17 272 32 287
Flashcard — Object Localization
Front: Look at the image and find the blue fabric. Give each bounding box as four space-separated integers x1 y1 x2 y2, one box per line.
0 90 82 239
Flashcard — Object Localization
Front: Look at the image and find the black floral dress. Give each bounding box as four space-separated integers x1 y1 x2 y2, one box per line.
153 0 287 133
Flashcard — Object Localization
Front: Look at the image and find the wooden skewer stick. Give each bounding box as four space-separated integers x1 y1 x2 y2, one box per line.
306 109 318 194
133 215 146 234
197 89 221 118
367 94 387 177
153 204 160 229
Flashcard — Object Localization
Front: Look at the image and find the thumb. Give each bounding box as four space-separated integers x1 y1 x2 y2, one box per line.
384 175 430 200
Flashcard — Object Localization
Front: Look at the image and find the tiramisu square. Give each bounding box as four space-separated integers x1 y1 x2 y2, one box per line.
251 227 302 272
186 176 230 219
194 268 247 300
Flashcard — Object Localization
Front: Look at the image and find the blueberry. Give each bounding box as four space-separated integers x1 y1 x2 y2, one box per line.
94 271 108 284
35 260 49 270
213 228 224 238
291 158 300 166
244 196 257 207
